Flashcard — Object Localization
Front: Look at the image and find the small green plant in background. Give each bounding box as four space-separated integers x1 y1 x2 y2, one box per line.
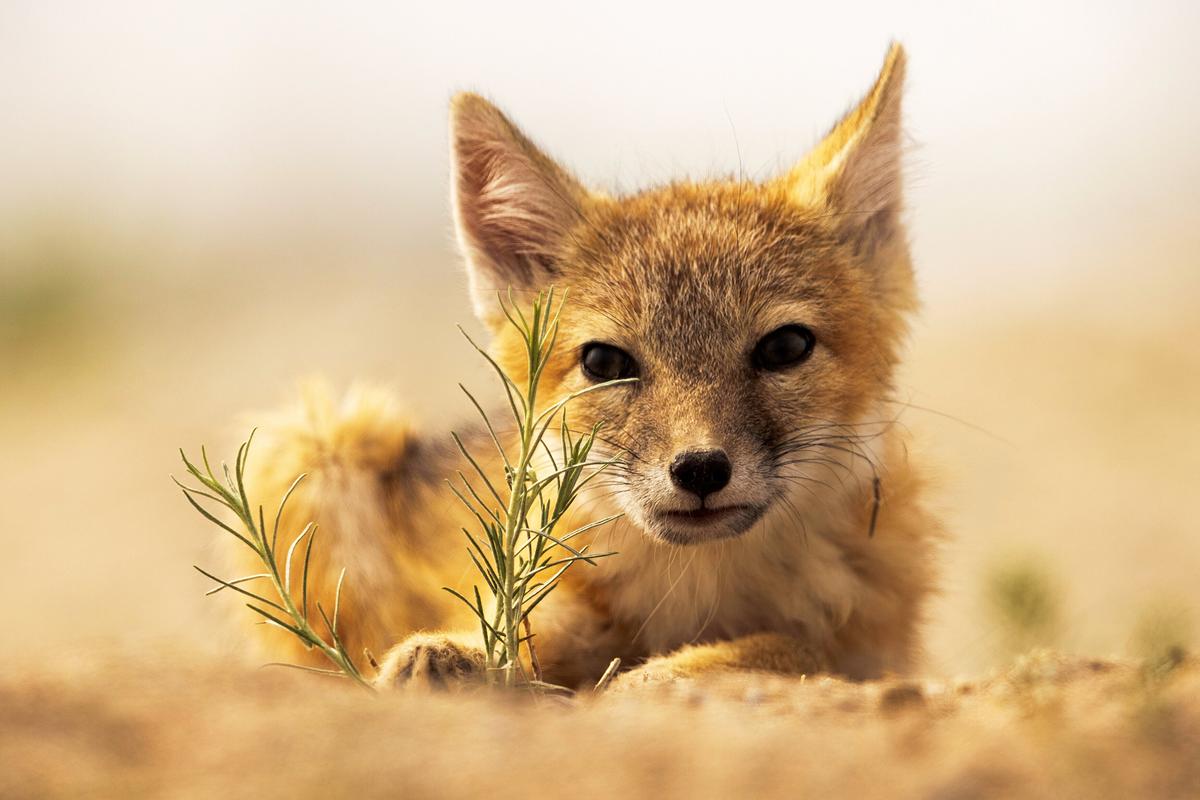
984 555 1063 657
447 289 632 690
1 232 105 382
1128 600 1193 744
176 289 630 693
1132 600 1192 683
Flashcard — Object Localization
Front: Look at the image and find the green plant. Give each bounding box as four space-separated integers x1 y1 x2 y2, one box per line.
447 289 632 690
176 289 629 693
174 436 374 691
984 555 1062 656
1132 600 1191 683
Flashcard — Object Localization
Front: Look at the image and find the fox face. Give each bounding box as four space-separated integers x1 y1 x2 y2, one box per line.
452 45 914 546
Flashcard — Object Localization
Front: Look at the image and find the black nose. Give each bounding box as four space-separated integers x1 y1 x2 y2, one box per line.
669 449 732 499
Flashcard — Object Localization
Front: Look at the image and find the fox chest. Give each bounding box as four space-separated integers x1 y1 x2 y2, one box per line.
587 523 864 657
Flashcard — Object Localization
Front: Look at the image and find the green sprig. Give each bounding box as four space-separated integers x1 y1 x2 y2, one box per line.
174 435 373 691
446 288 632 690
177 288 627 694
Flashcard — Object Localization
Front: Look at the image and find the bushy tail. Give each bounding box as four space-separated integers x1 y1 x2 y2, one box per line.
236 380 451 670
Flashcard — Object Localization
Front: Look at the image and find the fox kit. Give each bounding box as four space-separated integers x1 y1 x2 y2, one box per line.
243 43 939 689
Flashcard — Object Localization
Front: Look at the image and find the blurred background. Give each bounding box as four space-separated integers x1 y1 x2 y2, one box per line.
1 1 1196 676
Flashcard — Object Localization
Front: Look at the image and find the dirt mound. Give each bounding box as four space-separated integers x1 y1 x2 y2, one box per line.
3 650 1196 799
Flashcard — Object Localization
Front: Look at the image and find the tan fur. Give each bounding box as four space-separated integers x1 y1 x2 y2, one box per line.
240 43 941 689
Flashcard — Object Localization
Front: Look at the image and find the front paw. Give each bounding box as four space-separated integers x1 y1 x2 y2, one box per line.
609 655 691 691
611 633 828 691
372 633 486 691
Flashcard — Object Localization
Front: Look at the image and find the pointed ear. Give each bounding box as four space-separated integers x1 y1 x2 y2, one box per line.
783 43 908 259
449 93 587 325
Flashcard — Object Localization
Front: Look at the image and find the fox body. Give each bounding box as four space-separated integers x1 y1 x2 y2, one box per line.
243 44 939 688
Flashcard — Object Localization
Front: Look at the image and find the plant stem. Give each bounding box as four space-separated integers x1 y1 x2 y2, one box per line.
448 289 631 692
177 440 373 691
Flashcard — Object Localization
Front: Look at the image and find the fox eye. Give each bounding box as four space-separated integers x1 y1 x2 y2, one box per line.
581 342 637 382
753 325 816 371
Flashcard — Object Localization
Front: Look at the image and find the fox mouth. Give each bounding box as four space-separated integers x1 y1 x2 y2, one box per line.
654 503 767 544
662 504 752 523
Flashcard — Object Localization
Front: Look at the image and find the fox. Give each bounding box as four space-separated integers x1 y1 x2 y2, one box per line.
241 42 940 690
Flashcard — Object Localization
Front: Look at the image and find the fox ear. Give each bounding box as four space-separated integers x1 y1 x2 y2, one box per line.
450 93 586 325
783 43 908 261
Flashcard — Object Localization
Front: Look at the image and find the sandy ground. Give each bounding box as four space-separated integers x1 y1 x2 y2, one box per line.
2 649 1197 799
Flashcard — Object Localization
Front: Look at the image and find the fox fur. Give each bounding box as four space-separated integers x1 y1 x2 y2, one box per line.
240 43 940 689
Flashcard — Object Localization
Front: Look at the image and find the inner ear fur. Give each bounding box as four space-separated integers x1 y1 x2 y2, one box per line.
780 43 909 266
449 93 588 324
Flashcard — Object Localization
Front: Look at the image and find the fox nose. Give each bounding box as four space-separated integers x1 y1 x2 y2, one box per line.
669 449 732 499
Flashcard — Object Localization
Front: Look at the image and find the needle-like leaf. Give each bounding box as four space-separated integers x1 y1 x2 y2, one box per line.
178 438 374 692
446 289 630 692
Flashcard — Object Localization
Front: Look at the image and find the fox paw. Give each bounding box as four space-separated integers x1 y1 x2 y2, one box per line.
372 633 485 691
609 634 828 691
609 658 689 691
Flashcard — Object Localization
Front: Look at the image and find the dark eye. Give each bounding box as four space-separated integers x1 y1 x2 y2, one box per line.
753 325 816 371
581 342 637 382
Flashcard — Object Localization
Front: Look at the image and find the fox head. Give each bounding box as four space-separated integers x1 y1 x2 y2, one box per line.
450 45 914 546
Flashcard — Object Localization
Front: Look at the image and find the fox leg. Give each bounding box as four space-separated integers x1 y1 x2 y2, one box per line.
376 631 828 691
374 594 624 690
613 633 831 688
374 588 634 690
